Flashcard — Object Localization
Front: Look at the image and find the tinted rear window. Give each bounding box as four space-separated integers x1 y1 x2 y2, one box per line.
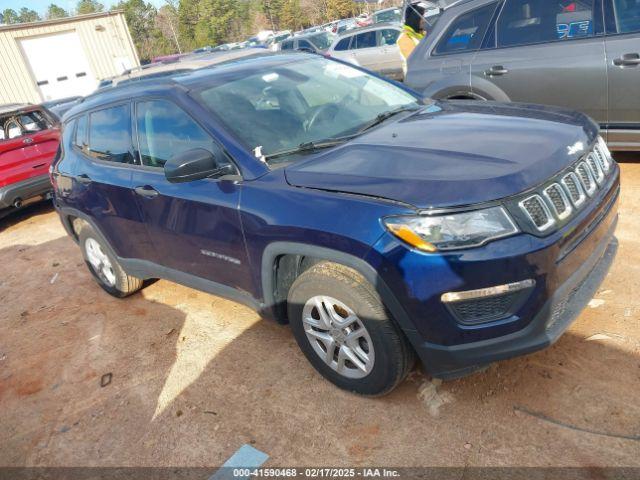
435 3 497 54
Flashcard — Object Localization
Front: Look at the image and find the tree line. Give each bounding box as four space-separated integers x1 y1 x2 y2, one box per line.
0 0 399 63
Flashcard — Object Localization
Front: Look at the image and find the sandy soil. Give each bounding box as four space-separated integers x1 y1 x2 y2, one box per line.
0 157 639 468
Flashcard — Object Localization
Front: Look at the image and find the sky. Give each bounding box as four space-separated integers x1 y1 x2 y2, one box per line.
0 0 166 15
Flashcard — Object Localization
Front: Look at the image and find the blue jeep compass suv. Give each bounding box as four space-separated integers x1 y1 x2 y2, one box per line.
52 53 619 395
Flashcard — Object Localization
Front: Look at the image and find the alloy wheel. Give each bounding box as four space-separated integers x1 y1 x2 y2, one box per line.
85 238 116 287
302 295 375 379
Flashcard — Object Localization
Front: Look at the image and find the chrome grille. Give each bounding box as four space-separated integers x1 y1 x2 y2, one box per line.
519 195 555 231
593 144 610 174
576 162 597 196
543 183 572 220
596 139 611 173
518 139 615 233
586 152 605 185
561 172 586 207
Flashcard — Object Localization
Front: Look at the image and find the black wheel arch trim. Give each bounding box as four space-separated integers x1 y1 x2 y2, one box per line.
260 242 422 345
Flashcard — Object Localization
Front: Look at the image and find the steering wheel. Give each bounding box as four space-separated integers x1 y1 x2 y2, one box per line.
305 103 339 132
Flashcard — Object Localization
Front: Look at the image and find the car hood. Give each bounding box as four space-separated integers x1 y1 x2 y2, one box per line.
284 101 599 209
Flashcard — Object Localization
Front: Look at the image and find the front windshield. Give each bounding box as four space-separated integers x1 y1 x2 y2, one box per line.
197 57 419 166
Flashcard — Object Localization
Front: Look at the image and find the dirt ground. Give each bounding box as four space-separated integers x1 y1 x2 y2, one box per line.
1 156 639 470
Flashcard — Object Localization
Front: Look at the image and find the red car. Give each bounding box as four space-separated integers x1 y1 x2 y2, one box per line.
0 104 60 218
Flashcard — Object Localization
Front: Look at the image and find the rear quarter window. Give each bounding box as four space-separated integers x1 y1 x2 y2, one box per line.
434 3 498 54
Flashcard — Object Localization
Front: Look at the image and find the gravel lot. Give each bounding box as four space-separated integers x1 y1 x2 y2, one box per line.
1 156 639 468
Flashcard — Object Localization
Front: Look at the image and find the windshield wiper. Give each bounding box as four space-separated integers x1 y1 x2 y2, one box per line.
356 106 421 134
264 136 354 161
263 106 421 162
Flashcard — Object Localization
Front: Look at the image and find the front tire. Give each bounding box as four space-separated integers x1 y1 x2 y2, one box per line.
287 262 414 396
78 224 143 298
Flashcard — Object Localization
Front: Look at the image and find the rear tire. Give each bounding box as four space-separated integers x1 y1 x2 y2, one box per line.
287 262 414 396
78 224 143 298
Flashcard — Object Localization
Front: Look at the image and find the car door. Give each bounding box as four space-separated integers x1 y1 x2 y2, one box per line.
71 104 152 260
603 0 640 148
377 28 403 79
405 3 498 98
330 35 356 64
470 0 608 122
351 31 380 70
130 98 253 292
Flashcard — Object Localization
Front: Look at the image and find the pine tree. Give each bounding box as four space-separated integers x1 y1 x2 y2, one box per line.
326 0 357 20
1 9 20 24
280 0 306 31
76 0 104 15
46 4 69 19
18 7 41 23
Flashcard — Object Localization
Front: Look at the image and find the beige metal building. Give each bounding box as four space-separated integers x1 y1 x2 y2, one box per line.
0 11 140 104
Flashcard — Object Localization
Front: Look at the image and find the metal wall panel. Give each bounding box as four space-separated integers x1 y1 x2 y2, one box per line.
0 12 140 104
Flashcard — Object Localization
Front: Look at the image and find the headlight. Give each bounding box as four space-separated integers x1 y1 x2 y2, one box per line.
384 206 519 252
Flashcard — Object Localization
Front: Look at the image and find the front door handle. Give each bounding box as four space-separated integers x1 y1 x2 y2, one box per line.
76 174 92 185
485 65 509 76
134 185 159 198
613 53 640 67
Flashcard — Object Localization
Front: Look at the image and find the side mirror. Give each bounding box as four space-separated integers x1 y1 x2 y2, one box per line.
164 148 232 183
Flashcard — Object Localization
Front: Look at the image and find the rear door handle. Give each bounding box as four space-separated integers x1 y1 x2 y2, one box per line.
134 185 159 198
76 174 92 185
613 53 640 67
485 65 509 76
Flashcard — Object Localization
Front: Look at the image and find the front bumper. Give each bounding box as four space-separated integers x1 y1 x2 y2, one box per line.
367 164 620 378
0 175 52 211
418 222 617 378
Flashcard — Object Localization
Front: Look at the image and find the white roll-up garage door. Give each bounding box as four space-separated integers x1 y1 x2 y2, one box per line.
19 30 98 101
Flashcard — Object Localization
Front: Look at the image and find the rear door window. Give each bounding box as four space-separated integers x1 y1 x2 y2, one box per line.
354 31 377 49
497 0 596 47
281 40 294 50
334 37 352 51
87 104 134 163
435 3 497 54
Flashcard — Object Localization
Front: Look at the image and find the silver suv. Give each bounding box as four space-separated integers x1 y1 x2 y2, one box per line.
405 0 640 150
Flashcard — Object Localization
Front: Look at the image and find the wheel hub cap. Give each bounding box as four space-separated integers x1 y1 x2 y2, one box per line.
85 238 116 287
302 295 375 379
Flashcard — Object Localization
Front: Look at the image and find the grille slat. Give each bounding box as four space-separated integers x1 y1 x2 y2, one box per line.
586 153 605 185
561 172 586 207
543 183 572 220
576 161 597 196
520 195 555 231
517 141 614 233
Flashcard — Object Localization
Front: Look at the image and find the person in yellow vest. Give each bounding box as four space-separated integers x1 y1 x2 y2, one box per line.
397 3 426 76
